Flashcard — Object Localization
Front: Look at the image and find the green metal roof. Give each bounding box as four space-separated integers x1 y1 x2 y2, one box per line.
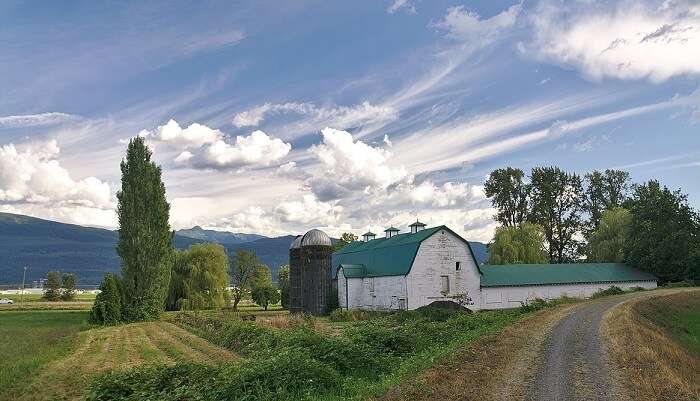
480 263 657 287
333 225 481 278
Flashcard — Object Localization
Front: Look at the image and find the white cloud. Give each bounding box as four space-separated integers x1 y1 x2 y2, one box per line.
309 128 407 196
178 130 291 170
141 119 222 149
0 139 116 228
387 0 416 15
528 0 700 82
0 112 79 128
434 3 521 44
232 101 398 130
140 119 291 171
275 194 342 225
275 161 308 180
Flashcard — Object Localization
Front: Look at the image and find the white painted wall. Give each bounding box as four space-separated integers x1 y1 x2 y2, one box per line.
337 268 408 311
480 280 658 310
405 229 481 310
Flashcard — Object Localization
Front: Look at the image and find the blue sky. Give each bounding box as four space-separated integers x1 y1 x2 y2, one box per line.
0 0 698 241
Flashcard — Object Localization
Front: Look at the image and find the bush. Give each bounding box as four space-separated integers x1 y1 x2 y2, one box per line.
61 273 77 301
591 285 624 298
662 281 693 288
519 298 549 313
89 274 124 325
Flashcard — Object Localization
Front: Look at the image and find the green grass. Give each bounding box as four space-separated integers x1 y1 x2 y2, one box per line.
0 311 89 400
638 291 700 355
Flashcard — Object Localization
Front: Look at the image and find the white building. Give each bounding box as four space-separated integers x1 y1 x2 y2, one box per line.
332 223 657 311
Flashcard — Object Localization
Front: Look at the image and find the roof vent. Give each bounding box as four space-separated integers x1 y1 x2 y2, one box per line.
362 231 376 242
384 226 400 238
409 220 426 234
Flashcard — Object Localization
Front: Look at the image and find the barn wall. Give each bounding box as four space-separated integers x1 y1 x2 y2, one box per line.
337 269 407 310
406 229 481 310
480 280 658 310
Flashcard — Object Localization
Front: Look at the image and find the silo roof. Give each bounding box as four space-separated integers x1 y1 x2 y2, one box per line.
289 235 303 249
301 229 332 247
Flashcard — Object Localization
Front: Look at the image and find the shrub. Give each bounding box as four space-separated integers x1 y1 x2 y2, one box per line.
89 274 124 325
519 298 549 313
61 273 77 301
591 285 624 298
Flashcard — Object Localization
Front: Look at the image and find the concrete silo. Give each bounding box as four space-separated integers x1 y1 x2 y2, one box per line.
288 235 303 313
293 228 332 315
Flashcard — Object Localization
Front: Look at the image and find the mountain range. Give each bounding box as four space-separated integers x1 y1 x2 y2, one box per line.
0 212 489 287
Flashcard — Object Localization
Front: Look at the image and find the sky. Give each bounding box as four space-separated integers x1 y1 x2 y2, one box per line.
0 0 699 242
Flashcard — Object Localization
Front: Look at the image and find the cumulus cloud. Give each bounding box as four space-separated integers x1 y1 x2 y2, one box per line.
140 119 291 171
140 119 222 149
275 194 342 225
232 101 398 130
177 130 291 170
0 139 116 227
434 3 521 45
527 0 700 82
309 128 407 197
0 112 79 128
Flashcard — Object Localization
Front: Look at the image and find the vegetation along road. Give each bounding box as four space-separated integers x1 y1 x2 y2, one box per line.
381 288 699 401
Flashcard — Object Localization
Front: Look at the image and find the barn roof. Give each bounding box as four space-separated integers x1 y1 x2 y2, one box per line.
480 263 657 287
333 225 481 278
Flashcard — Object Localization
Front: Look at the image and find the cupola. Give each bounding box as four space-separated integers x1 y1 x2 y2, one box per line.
362 231 376 242
384 226 400 238
409 220 426 234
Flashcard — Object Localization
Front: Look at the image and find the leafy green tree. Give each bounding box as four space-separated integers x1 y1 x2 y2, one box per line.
488 222 548 264
586 207 632 263
484 167 530 227
42 271 62 301
61 273 77 301
116 137 173 321
585 169 630 233
625 181 700 283
89 274 124 325
166 243 230 311
231 250 266 310
332 232 358 252
529 166 585 263
278 265 290 309
250 284 280 311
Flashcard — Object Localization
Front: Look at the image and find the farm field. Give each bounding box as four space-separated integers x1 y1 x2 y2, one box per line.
1 312 237 401
0 311 88 400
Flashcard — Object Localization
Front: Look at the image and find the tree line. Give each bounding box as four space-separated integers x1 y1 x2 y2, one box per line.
89 138 285 325
485 166 700 284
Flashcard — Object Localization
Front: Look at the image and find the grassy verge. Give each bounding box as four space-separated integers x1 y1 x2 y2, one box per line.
603 289 700 401
0 311 89 401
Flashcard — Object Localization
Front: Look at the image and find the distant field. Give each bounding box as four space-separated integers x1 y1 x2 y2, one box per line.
0 293 97 302
0 311 89 401
637 290 700 355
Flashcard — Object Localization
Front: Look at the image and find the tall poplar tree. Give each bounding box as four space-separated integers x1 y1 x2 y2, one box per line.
584 169 630 233
529 166 585 263
484 167 530 227
117 137 173 321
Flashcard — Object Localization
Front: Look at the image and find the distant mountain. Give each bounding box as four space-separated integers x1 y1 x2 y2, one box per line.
469 241 489 266
0 212 293 286
176 226 265 244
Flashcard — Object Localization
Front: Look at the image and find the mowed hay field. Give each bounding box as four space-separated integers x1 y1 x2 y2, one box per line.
1 312 237 401
604 289 700 401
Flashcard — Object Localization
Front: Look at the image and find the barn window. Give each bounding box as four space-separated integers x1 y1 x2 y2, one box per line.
441 275 450 295
369 277 375 292
455 261 461 271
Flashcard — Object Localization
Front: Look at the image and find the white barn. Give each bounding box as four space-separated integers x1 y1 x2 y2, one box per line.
332 223 657 311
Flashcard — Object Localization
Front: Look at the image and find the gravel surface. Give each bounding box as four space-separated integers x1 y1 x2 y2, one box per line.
529 295 636 401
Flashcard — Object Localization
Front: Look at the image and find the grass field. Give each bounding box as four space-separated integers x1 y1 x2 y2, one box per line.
1 312 237 401
1 293 97 303
604 289 700 400
0 311 89 401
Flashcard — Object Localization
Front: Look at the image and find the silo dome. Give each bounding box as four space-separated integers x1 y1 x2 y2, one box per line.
301 229 332 247
289 235 303 249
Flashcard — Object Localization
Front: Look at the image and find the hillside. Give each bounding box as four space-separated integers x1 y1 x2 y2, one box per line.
0 213 293 286
176 226 266 244
0 212 488 287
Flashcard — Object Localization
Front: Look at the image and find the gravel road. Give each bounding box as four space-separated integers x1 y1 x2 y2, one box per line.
529 295 636 401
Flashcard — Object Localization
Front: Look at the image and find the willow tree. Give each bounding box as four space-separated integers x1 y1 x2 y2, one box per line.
166 243 230 311
117 137 173 321
586 207 632 263
488 222 548 264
